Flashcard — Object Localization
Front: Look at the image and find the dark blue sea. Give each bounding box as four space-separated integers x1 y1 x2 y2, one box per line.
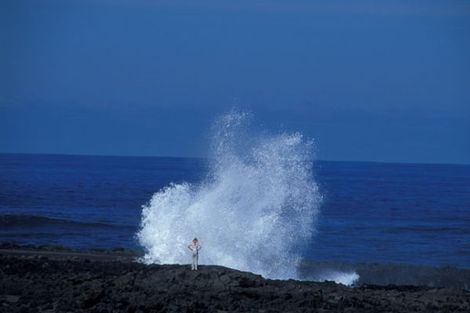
1 153 469 269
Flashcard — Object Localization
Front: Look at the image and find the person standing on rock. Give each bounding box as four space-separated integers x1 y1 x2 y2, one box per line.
188 238 202 270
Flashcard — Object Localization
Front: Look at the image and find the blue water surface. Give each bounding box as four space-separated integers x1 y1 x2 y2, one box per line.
0 153 469 268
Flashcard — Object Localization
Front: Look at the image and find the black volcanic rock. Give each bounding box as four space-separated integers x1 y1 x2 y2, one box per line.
299 261 470 290
0 251 469 312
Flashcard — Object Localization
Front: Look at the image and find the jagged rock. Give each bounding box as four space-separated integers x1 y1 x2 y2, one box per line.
1 295 20 303
0 250 469 313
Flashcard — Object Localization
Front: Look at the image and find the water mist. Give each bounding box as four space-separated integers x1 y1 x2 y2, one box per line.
137 111 322 279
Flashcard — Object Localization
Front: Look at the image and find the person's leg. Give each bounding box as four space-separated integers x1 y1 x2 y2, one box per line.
195 254 198 270
192 254 196 270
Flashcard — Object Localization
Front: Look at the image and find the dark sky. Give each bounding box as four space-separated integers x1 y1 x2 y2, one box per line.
1 0 469 164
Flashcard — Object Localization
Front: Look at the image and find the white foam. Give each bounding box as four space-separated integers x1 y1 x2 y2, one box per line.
137 111 321 279
314 271 360 286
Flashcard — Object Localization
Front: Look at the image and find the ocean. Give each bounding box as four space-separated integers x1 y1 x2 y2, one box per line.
1 153 469 272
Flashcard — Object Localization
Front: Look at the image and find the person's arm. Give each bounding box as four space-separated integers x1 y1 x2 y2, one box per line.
188 245 193 251
197 245 202 251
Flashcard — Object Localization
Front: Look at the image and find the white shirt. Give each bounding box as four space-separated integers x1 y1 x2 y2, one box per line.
188 243 201 255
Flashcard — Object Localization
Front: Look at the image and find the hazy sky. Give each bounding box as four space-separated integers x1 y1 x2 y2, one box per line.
1 0 469 164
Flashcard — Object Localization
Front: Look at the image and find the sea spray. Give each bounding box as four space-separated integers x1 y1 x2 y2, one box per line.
137 111 321 279
313 271 360 286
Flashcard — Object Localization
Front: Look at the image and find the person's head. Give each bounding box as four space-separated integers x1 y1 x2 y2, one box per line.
192 238 198 244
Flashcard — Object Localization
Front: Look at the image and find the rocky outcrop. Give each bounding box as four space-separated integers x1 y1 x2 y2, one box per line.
1 252 469 313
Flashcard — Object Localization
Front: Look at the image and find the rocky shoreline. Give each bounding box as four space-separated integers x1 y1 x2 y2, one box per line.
1 245 469 312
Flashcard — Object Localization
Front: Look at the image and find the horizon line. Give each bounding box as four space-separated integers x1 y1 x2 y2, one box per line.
0 152 468 167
